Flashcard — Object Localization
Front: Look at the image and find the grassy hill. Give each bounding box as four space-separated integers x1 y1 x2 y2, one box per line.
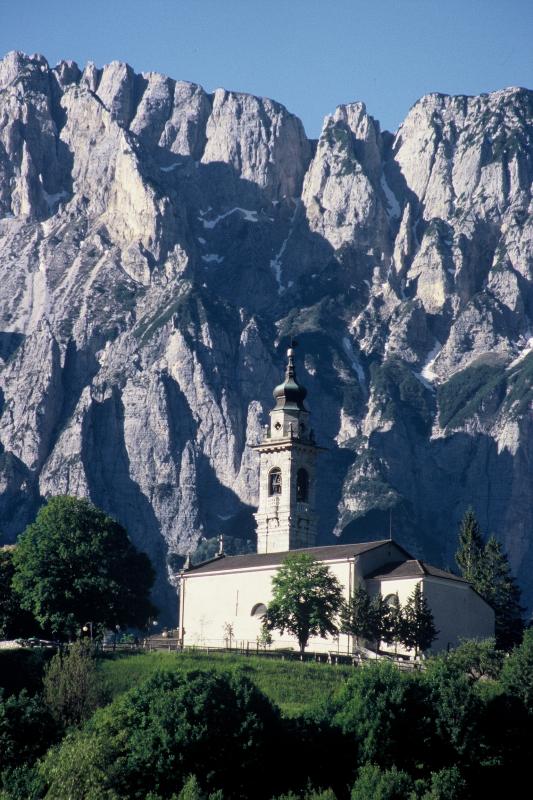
99 650 355 716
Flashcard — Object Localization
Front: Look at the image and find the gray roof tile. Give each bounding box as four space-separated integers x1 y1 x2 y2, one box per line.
366 559 468 583
184 539 411 575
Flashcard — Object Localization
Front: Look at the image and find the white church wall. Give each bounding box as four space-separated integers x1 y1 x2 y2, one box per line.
422 577 495 653
368 576 495 656
180 546 495 658
181 558 356 653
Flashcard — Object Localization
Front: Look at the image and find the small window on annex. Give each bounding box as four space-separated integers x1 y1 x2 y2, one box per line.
269 467 282 495
251 603 267 618
296 468 309 502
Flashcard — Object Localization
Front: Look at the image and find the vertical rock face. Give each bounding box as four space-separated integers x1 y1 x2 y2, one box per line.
0 50 532 618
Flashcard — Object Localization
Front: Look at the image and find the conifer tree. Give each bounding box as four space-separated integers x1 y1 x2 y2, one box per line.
340 587 395 653
381 593 403 652
455 509 524 650
401 583 438 658
339 585 377 648
455 508 484 583
478 535 524 650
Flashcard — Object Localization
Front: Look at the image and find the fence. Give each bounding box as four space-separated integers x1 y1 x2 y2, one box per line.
101 636 421 669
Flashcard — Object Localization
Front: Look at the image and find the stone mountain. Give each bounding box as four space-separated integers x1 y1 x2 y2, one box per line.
0 51 532 617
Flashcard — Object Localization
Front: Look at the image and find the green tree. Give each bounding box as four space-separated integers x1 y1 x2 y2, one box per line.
440 638 504 682
420 767 466 800
422 657 483 765
340 587 391 653
264 554 343 655
380 593 404 654
0 547 36 639
500 627 533 712
329 661 432 771
371 594 396 650
39 670 280 800
477 536 523 650
350 764 415 800
0 689 57 772
401 583 438 658
339 586 376 648
43 640 107 728
455 508 484 583
455 510 524 650
12 496 156 639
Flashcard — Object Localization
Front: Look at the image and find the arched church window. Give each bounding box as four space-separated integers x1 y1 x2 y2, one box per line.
269 467 282 495
296 468 309 502
251 603 267 618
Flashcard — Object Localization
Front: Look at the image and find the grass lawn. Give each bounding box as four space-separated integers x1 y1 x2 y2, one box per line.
99 650 355 716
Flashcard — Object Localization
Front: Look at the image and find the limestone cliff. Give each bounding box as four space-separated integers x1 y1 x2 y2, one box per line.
1 51 532 616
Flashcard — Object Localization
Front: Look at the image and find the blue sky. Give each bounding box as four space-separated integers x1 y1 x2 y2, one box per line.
1 0 532 137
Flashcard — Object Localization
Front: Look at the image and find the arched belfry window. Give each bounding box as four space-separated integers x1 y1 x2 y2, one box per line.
296 468 309 502
269 467 282 496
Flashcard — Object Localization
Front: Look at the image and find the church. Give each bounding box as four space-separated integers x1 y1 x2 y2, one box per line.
177 347 494 656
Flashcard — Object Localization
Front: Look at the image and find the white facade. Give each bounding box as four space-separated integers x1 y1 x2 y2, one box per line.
179 541 406 653
178 542 495 655
368 573 495 655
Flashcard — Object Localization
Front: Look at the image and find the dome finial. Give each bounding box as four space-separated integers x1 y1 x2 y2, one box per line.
286 338 298 379
273 339 307 411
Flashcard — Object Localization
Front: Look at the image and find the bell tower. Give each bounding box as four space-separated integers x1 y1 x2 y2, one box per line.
254 345 322 554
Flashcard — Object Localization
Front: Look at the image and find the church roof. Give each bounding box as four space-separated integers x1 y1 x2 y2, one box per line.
366 559 468 583
184 539 411 575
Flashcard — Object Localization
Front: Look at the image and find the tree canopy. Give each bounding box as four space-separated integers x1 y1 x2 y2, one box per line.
455 509 523 650
339 585 376 647
401 583 438 658
0 547 36 639
455 508 484 584
263 553 343 654
12 496 156 639
40 669 280 799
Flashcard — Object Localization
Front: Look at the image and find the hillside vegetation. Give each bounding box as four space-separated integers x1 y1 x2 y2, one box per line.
2 636 533 799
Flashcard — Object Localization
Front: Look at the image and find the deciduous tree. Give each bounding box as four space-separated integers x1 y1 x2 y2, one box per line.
0 547 36 639
12 496 156 639
43 640 106 728
264 554 343 655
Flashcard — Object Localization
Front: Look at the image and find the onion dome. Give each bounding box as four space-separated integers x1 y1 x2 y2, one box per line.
273 347 308 410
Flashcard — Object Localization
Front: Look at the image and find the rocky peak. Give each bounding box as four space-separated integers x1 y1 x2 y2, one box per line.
0 52 532 617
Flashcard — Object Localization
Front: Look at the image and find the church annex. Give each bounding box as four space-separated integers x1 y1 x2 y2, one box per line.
178 347 494 656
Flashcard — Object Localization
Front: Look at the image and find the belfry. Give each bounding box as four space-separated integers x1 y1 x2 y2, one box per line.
254 346 321 553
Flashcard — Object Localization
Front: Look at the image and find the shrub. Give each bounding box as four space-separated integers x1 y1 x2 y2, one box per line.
40 669 280 800
0 689 57 772
43 640 107 728
328 662 432 773
500 628 533 712
351 764 415 800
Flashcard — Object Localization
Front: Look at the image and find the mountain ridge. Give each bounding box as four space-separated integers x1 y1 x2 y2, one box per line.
0 50 532 618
